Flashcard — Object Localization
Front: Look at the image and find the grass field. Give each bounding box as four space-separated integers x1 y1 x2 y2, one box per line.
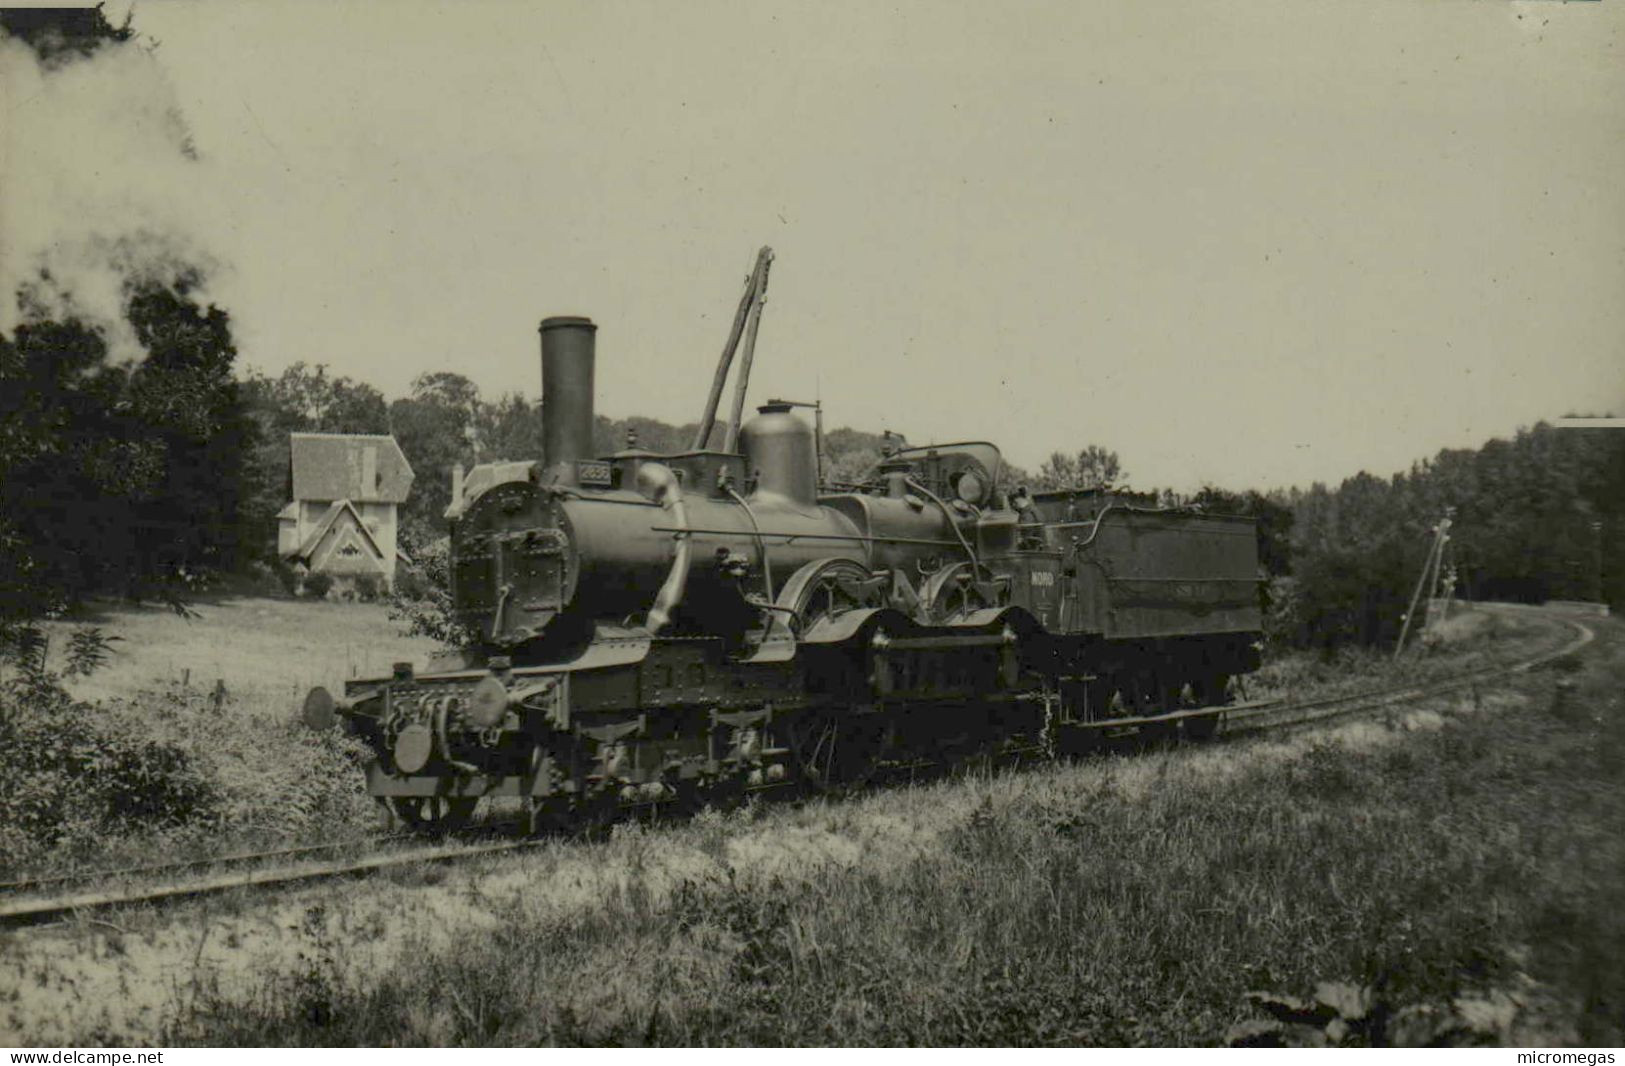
4 595 1543 882
42 595 440 706
0 597 441 878
2 603 1616 1046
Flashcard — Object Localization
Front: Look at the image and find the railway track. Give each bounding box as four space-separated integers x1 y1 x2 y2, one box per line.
0 832 418 895
1222 606 1594 737
0 834 542 930
0 607 1598 932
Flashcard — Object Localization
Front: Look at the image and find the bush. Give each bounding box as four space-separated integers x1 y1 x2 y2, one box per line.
0 621 376 873
272 558 302 596
388 537 479 649
351 574 382 602
1261 575 1299 653
391 559 432 601
0 646 217 851
302 571 334 599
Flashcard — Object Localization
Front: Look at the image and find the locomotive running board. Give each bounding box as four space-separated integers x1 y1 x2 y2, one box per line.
872 632 1012 651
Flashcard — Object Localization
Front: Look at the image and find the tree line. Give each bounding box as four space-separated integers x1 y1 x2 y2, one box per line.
6 268 1621 650
3 0 1616 641
1268 425 1625 648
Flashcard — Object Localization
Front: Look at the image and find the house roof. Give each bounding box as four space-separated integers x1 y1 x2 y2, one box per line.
290 433 414 504
295 499 385 561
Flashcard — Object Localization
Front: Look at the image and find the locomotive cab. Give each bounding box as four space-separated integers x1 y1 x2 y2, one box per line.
873 441 1006 509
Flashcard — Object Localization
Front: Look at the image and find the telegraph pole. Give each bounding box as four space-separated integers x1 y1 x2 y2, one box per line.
1395 511 1453 660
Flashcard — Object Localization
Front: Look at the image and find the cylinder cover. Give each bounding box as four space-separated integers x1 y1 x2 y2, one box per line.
394 723 434 774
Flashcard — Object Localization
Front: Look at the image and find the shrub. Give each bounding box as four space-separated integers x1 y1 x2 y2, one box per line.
0 644 218 852
63 625 120 678
388 537 479 649
1261 575 1299 653
262 558 302 597
302 571 334 599
0 621 375 872
391 559 432 600
351 574 382 602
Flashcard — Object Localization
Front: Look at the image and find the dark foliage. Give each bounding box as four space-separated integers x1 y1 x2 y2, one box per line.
1274 422 1625 649
0 274 249 618
0 4 133 67
0 623 216 846
387 537 480 648
1032 445 1125 492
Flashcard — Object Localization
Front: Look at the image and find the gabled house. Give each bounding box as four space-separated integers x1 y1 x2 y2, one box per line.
277 433 414 590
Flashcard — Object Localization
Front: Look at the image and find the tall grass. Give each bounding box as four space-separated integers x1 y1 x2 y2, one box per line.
0 599 420 878
1249 605 1543 703
165 626 1625 1047
0 670 379 879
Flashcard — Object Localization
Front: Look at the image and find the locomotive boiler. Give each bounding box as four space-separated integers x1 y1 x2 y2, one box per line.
302 250 1264 833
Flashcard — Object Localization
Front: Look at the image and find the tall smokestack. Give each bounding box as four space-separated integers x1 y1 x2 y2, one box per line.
539 315 596 483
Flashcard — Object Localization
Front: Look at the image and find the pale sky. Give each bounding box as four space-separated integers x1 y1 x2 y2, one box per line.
7 0 1624 491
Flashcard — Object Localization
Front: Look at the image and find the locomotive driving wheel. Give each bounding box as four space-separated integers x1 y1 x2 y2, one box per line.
778 557 886 638
387 795 478 834
919 560 1003 624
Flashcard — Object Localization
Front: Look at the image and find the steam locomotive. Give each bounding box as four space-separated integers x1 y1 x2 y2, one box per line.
302 260 1263 833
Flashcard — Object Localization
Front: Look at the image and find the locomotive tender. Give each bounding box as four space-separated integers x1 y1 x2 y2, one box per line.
302 267 1263 833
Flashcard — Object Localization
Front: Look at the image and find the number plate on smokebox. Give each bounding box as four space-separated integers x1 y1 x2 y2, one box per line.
576 460 613 487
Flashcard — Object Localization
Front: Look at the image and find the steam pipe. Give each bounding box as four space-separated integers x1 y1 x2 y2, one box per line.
638 463 690 635
723 248 774 454
724 485 775 602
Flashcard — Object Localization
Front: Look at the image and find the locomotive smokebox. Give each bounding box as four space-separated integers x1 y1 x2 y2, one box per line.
740 402 818 508
540 315 597 483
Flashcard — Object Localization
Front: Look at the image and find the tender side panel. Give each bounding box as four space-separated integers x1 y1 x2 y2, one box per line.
1074 512 1262 639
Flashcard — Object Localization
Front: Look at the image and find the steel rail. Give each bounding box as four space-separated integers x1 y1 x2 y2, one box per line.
1221 611 1595 737
0 837 542 929
0 609 1596 932
1058 608 1593 740
0 833 417 895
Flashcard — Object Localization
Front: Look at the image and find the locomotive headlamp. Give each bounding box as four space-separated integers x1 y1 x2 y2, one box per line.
301 686 336 730
469 674 510 729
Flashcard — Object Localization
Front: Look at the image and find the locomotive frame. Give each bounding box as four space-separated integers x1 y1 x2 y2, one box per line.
302 262 1264 834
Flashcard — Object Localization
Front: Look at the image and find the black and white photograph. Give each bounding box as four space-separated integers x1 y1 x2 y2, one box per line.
1 0 1622 1050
